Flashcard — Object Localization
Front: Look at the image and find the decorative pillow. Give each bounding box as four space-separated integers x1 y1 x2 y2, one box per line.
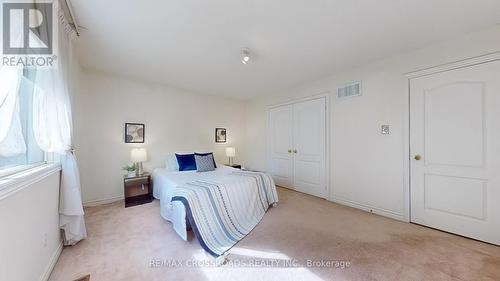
194 152 217 168
165 154 180 171
195 154 216 172
175 153 197 171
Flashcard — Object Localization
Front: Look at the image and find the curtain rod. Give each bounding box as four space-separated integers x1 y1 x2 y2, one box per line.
63 0 80 36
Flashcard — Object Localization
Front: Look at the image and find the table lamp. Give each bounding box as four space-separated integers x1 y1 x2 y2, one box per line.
225 147 236 166
131 148 147 175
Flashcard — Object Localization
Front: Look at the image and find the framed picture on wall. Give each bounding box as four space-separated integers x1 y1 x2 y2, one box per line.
215 128 226 143
125 123 145 143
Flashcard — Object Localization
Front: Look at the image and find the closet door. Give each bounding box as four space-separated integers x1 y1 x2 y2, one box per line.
269 105 294 188
293 98 326 198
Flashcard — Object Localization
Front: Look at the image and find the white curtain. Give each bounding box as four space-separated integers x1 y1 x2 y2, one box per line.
32 3 86 245
0 11 25 157
0 96 26 157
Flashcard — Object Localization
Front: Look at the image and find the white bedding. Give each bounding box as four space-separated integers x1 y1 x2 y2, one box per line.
152 166 240 240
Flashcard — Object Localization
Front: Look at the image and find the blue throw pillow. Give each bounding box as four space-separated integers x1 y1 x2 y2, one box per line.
195 154 216 172
195 152 217 168
175 153 197 171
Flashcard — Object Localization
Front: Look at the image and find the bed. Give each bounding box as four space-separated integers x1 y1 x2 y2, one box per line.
152 165 278 257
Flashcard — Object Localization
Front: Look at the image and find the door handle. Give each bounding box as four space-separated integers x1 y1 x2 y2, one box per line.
414 154 422 160
288 149 292 153
293 149 297 153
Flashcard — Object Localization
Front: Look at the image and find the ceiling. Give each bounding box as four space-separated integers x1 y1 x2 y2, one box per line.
71 0 500 99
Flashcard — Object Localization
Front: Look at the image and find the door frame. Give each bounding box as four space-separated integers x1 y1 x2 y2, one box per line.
403 51 500 223
267 93 331 199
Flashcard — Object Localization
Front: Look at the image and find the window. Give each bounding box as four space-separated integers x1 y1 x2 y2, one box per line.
0 69 45 176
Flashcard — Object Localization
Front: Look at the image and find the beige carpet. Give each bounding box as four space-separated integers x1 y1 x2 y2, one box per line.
49 187 500 281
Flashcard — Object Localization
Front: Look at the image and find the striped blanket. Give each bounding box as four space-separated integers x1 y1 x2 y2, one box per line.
171 171 278 257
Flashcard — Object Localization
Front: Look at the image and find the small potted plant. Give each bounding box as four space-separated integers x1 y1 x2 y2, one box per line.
122 164 137 177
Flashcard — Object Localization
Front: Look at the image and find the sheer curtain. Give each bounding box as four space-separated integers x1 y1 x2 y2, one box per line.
0 14 25 157
32 3 86 245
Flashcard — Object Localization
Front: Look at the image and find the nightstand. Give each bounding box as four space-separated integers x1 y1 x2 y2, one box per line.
224 164 242 169
123 173 152 208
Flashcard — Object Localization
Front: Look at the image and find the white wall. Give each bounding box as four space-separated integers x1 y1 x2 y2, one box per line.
73 70 247 204
244 26 500 220
0 171 62 281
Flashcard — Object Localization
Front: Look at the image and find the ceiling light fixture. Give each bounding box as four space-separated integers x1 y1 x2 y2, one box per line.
241 47 250 65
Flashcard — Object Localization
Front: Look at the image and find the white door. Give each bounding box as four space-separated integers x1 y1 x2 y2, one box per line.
293 98 327 198
410 60 500 245
269 104 294 188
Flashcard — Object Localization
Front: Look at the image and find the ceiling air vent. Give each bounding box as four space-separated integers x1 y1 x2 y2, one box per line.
337 81 362 99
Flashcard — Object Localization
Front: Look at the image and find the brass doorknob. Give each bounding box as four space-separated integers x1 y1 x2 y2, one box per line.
287 149 292 153
414 154 422 160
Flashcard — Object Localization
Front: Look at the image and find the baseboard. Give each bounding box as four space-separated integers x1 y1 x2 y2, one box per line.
40 241 63 281
330 196 407 222
83 195 124 207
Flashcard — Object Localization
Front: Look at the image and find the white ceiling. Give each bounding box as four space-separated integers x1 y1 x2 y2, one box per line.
72 0 500 99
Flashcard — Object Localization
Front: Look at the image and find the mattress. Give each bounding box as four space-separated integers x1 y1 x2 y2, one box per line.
152 166 239 240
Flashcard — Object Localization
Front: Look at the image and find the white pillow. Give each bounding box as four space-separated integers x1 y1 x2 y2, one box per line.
165 154 180 171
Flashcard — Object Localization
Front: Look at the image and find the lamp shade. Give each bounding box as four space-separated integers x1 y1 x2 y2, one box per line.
131 148 147 162
225 147 236 157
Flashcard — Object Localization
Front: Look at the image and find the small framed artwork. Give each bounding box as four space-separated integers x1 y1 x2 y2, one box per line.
125 123 145 143
215 128 226 143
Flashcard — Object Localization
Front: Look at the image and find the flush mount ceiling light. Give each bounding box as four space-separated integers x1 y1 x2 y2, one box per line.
241 47 250 65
